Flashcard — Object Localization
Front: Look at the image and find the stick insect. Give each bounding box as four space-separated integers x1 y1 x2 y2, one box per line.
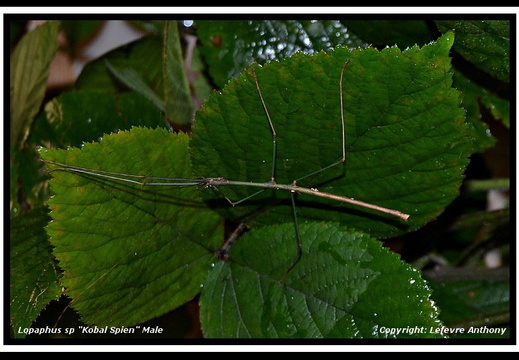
46 60 410 289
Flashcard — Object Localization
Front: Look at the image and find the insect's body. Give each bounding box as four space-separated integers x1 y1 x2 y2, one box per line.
203 177 409 221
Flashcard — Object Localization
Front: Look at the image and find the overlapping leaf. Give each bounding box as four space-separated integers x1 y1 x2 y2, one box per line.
41 128 223 326
191 32 471 239
436 20 510 82
200 222 443 338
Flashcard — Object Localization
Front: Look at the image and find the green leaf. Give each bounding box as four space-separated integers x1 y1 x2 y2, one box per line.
10 142 21 215
197 20 365 88
105 60 165 112
437 20 510 82
32 90 167 148
191 32 472 239
75 22 195 129
10 207 62 337
200 222 443 338
480 91 510 128
75 35 163 94
10 21 60 149
163 20 195 126
41 128 224 326
61 20 102 50
425 266 510 339
452 70 497 153
12 144 51 214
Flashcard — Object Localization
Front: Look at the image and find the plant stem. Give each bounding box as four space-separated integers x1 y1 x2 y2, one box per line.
465 178 510 192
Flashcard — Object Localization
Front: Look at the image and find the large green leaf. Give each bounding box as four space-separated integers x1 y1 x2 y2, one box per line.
200 222 443 338
41 128 223 326
191 32 471 239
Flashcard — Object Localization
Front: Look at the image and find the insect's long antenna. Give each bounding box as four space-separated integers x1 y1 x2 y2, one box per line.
46 161 205 187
